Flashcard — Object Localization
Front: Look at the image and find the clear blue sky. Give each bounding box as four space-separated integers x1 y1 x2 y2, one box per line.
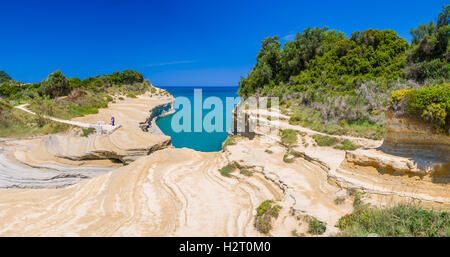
0 0 447 86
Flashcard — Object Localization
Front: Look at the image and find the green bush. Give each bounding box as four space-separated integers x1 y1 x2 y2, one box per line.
283 153 294 163
289 113 302 124
239 168 253 177
239 28 409 98
392 83 450 132
313 134 338 146
407 6 450 81
337 204 450 237
222 136 237 150
334 139 359 151
308 217 326 235
126 93 137 98
0 70 11 82
255 200 281 234
280 129 297 146
219 163 236 177
82 127 95 137
39 70 70 98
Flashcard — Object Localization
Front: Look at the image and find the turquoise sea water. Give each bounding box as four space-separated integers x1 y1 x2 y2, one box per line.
155 86 240 152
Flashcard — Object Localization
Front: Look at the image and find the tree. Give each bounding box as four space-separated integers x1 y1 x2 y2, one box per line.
67 77 82 88
437 5 450 27
238 36 281 96
119 70 144 84
0 71 11 82
410 22 436 45
406 5 450 81
0 82 20 97
280 27 330 81
39 70 70 98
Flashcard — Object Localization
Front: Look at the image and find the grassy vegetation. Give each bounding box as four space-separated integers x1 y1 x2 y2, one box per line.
218 161 254 177
255 200 281 234
313 134 338 146
26 93 111 120
291 229 302 237
239 168 253 177
280 129 297 146
222 135 237 150
219 164 235 177
0 101 70 137
283 153 295 163
27 83 151 120
313 134 360 150
334 139 359 150
81 127 95 137
0 70 154 123
337 194 450 237
283 149 303 163
0 69 157 138
308 217 326 235
289 107 386 140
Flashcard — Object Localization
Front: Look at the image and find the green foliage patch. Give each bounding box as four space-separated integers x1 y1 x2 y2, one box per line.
219 163 235 177
280 129 298 146
391 83 450 133
308 217 326 235
313 134 338 146
222 135 237 150
0 101 70 137
255 200 281 234
81 127 96 137
337 202 450 237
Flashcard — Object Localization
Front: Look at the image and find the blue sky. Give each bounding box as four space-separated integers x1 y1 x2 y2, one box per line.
0 0 447 86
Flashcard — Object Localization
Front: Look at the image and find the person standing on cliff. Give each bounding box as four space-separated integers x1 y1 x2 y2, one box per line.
111 116 115 126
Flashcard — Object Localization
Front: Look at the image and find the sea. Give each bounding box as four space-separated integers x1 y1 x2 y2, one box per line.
155 86 240 152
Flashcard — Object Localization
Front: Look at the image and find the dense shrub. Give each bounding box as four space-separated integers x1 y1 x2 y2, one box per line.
219 163 235 177
255 200 281 234
0 71 11 82
337 203 450 237
38 70 70 98
392 83 450 132
239 28 409 98
334 139 359 150
280 129 297 146
308 217 326 235
0 82 21 97
82 127 95 137
407 5 450 81
313 134 338 146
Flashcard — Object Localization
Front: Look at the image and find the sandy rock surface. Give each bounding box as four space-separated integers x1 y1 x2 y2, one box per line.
0 92 448 236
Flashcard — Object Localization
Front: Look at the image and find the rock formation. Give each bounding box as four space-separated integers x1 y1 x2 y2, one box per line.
0 91 448 236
